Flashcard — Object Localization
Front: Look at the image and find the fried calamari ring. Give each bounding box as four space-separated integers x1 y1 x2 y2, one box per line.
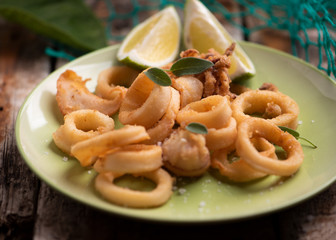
95 66 139 100
162 129 210 177
236 118 304 176
205 117 237 151
211 138 276 182
94 144 162 174
172 76 203 108
71 125 149 167
52 109 114 155
231 90 299 129
56 70 123 116
142 87 180 145
176 95 232 129
95 168 174 208
118 71 171 129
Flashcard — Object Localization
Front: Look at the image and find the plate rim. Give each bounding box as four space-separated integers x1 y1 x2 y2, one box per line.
15 41 336 223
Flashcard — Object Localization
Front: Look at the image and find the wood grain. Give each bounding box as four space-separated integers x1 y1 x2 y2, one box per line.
0 19 50 239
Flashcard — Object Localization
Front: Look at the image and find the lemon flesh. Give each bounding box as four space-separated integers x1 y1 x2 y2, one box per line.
117 6 181 70
184 0 255 80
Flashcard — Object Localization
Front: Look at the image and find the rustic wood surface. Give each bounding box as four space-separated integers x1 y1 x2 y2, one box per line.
1 1 335 239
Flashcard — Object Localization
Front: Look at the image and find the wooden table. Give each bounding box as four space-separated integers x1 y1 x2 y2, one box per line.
1 1 335 239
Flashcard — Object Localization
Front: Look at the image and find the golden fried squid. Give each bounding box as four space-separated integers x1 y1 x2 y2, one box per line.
71 125 149 167
51 44 307 209
56 70 124 116
94 144 163 174
176 95 232 129
118 71 172 129
95 66 139 100
162 129 210 177
172 76 203 108
95 168 174 208
53 109 114 155
236 118 304 176
211 138 276 182
205 117 237 151
142 87 180 145
176 95 237 151
231 89 300 129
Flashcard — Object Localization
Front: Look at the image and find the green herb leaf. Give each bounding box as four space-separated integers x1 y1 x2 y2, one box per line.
279 126 317 149
145 67 172 86
170 57 214 76
278 126 299 138
0 0 107 52
186 122 208 134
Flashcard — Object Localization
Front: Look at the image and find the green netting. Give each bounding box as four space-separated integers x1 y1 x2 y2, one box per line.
47 0 336 79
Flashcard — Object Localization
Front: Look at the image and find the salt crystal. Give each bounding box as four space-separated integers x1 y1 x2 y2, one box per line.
178 188 186 195
199 201 206 207
62 156 68 162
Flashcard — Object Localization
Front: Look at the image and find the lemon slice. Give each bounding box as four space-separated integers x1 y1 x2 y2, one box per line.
117 6 181 70
184 0 255 80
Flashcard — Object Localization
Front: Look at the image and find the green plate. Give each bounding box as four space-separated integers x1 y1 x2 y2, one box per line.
15 42 336 223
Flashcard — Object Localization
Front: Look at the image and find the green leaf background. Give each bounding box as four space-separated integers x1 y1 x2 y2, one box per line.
0 0 107 52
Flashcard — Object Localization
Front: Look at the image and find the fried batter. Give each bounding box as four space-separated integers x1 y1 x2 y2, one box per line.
178 43 236 99
259 82 278 92
162 129 210 177
56 70 124 116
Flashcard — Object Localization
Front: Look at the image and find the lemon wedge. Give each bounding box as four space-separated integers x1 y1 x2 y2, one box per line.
117 6 181 70
184 0 256 80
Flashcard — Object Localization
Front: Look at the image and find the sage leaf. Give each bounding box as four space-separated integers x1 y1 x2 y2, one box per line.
186 122 208 134
0 0 107 52
278 126 299 138
145 67 172 86
170 57 214 76
279 126 317 149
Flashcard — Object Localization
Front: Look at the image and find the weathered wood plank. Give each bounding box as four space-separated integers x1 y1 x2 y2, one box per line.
276 183 336 240
0 19 50 239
